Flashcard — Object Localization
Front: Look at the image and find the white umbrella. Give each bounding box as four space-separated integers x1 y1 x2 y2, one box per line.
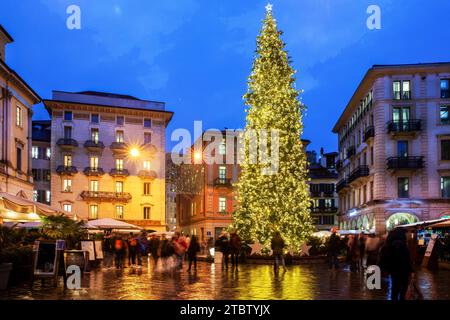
17 221 42 229
312 230 332 238
85 218 143 230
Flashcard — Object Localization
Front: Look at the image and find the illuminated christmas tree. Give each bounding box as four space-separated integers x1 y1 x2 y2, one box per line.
234 4 313 252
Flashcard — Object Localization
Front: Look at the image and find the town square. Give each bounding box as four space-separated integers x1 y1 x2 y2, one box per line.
1 0 450 309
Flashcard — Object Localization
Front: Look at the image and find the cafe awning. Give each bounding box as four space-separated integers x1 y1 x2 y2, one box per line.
0 192 65 222
396 217 450 229
85 218 143 230
428 220 450 229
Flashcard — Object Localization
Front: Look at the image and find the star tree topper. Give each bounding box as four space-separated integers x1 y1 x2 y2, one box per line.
265 3 273 13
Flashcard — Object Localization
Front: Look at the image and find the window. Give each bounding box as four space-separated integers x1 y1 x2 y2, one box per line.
63 179 72 192
219 166 226 179
143 160 151 170
219 197 226 212
371 147 374 166
441 140 450 160
43 169 51 181
393 80 411 100
64 155 72 167
116 206 124 219
91 114 99 123
33 190 38 202
16 105 22 127
144 132 152 144
143 207 151 220
116 116 124 125
219 141 226 155
116 130 124 143
90 180 99 192
324 198 334 208
144 119 152 128
64 126 72 139
90 156 99 169
321 215 335 225
16 147 22 172
45 191 51 204
32 146 39 159
393 81 401 100
45 147 51 160
115 181 123 193
90 205 98 219
398 177 409 198
143 182 151 195
402 81 411 99
64 111 73 121
32 169 40 181
63 204 72 213
397 141 409 157
91 128 99 143
441 79 450 99
116 159 124 170
440 106 450 124
441 177 450 198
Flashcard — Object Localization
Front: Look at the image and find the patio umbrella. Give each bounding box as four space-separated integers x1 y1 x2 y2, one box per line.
85 218 143 230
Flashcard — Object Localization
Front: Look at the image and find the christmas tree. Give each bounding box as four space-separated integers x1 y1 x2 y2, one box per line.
234 4 313 252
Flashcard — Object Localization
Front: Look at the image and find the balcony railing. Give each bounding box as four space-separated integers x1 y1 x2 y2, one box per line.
387 156 424 170
393 91 411 100
349 165 370 183
336 178 349 193
84 140 105 151
56 138 79 148
83 167 105 176
110 142 128 152
138 170 157 179
80 191 132 202
387 120 422 133
56 166 78 175
346 146 356 158
310 207 338 213
214 178 232 186
364 126 375 142
109 168 130 177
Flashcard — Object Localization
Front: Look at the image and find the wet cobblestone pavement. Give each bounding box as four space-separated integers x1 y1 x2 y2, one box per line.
1 260 449 300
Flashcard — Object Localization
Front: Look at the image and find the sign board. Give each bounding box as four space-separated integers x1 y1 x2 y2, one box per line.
94 241 104 260
65 250 87 272
422 234 438 267
33 241 58 277
81 241 96 261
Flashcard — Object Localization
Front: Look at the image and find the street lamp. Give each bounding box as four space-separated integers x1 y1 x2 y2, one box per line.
129 147 140 158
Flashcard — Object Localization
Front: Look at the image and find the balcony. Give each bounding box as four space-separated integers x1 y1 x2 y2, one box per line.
84 140 105 152
110 142 128 154
138 170 157 179
349 165 370 183
387 120 421 134
364 126 375 142
83 167 105 176
346 146 356 158
387 156 424 170
80 191 132 203
56 166 78 175
141 143 158 155
311 207 338 214
109 168 130 178
336 178 349 193
56 138 78 150
214 178 232 186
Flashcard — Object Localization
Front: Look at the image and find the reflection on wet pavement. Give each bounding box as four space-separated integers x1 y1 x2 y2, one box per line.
1 259 449 300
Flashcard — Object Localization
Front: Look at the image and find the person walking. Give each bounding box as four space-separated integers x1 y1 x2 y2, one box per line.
216 231 231 269
128 233 139 268
359 233 367 270
349 235 361 272
327 228 341 270
113 235 126 269
149 235 161 266
173 232 188 270
271 231 287 272
187 235 200 271
230 231 242 267
136 232 148 268
379 228 414 301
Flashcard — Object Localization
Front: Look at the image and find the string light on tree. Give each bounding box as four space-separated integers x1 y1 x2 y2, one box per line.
234 4 314 253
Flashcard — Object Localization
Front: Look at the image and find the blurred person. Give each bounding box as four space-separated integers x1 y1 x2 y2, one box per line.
327 228 341 270
215 231 231 269
271 231 287 272
230 231 242 267
187 235 200 271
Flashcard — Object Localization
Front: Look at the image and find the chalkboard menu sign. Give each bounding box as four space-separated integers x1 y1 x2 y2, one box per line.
65 250 87 272
94 241 104 260
33 241 58 277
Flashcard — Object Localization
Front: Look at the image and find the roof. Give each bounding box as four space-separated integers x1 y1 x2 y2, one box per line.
32 120 51 142
0 24 14 43
332 62 450 133
76 91 141 101
308 164 338 179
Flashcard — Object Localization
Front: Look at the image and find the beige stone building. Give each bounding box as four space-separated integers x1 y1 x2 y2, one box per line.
0 25 40 202
43 91 173 230
333 62 450 235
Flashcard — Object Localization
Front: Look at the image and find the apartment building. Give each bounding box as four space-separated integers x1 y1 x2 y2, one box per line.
43 91 173 230
177 130 239 241
0 25 40 200
308 149 339 231
333 62 450 235
32 120 52 205
165 152 177 231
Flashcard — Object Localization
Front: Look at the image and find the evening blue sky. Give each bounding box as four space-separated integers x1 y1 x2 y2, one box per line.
1 0 450 153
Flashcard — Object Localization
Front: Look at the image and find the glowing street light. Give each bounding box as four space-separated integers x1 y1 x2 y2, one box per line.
194 151 202 163
130 148 140 158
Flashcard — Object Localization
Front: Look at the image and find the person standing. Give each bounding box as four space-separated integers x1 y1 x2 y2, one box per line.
149 235 161 266
230 231 242 267
216 231 230 269
136 232 148 268
327 228 341 270
128 234 139 267
359 233 367 270
113 235 126 269
271 231 287 272
173 232 187 270
379 228 414 301
187 235 200 271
